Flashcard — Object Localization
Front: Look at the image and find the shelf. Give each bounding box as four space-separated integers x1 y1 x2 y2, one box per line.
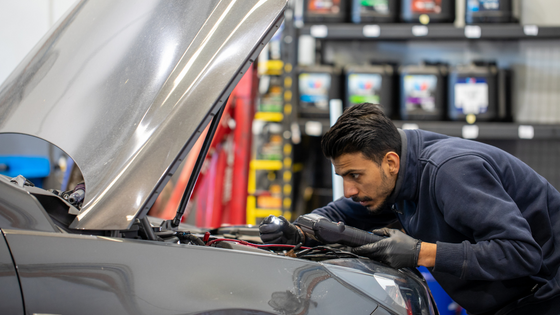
296 119 560 140
298 107 329 118
250 160 283 171
393 121 560 140
254 112 284 122
245 195 291 225
258 60 284 76
299 24 560 40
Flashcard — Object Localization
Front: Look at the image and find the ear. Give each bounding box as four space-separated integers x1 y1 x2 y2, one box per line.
384 151 400 175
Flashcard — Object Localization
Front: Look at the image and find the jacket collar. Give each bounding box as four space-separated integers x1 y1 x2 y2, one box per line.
387 129 419 205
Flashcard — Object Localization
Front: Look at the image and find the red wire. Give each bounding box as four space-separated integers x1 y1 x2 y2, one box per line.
206 238 311 249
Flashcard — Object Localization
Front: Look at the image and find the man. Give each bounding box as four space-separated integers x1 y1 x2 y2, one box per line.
259 103 560 315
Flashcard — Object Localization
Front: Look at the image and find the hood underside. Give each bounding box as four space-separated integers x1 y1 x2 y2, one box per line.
0 0 286 230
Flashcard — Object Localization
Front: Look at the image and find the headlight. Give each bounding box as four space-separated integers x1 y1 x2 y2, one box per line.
323 259 436 315
373 274 409 310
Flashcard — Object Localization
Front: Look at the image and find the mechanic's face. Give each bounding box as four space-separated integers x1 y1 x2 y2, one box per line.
333 151 399 214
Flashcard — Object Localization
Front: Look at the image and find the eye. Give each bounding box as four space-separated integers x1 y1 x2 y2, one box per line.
351 173 360 179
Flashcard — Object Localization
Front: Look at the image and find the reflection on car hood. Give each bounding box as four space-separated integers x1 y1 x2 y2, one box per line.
0 0 286 230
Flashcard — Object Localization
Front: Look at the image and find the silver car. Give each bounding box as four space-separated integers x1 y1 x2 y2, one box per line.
0 1 438 314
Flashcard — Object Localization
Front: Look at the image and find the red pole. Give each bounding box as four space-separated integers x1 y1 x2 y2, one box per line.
210 144 228 228
229 66 257 225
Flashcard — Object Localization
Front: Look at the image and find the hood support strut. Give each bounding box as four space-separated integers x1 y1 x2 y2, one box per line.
169 101 227 229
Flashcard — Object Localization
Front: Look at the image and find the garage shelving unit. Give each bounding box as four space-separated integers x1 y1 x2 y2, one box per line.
277 1 560 214
247 17 298 224
296 119 560 140
299 23 560 39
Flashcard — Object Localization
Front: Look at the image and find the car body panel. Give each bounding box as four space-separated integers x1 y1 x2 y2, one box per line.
0 174 59 233
4 228 381 315
0 1 438 314
0 174 435 315
0 0 286 230
0 232 24 315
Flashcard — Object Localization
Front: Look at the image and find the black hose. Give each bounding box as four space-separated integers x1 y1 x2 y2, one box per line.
183 233 205 246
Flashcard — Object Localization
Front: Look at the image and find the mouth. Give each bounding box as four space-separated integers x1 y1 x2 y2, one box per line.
353 197 374 207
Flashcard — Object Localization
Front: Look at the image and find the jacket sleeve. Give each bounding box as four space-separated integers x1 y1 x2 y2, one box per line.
432 155 542 281
311 197 398 232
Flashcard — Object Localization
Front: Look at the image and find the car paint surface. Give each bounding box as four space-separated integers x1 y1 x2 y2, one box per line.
4 228 381 315
0 175 59 233
0 174 442 315
0 1 438 314
0 232 24 315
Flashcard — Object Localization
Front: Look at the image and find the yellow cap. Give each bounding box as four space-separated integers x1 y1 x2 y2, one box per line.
419 14 430 25
466 114 477 124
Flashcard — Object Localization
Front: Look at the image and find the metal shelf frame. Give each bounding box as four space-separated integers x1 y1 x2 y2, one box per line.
392 121 560 140
281 6 560 210
296 119 560 141
300 23 560 40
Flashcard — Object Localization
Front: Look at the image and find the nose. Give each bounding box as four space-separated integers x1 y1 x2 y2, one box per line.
343 180 358 199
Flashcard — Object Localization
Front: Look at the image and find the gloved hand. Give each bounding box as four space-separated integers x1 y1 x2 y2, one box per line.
351 228 422 269
259 215 304 245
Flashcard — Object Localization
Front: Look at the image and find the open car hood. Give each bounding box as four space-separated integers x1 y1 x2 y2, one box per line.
0 0 286 230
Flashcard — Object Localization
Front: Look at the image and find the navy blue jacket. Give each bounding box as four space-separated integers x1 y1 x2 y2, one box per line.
312 129 560 314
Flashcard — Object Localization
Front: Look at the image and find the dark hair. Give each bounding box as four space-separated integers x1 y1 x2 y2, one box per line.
321 103 401 165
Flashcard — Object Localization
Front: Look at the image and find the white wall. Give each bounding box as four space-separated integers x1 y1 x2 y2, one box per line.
0 0 76 85
521 0 560 26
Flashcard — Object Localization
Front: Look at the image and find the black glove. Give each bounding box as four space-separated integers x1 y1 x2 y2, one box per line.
259 215 303 245
351 228 422 269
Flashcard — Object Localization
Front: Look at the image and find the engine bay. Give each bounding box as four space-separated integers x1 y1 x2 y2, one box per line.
1 174 437 315
22 178 361 262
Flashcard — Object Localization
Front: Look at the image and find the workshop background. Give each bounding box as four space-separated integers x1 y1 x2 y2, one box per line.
247 0 560 227
3 0 560 228
2 0 560 314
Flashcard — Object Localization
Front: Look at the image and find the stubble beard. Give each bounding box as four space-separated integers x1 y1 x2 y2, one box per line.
357 168 394 215
367 196 392 214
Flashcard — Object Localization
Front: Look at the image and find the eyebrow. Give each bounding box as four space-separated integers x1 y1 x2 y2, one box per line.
336 169 362 177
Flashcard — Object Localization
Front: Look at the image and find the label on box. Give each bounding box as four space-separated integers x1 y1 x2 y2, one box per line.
411 0 441 14
363 25 381 37
310 25 328 38
305 121 323 136
299 73 331 109
524 25 539 36
454 77 489 115
404 75 438 113
348 73 382 105
467 0 500 12
412 25 429 36
360 0 390 14
462 125 479 139
518 125 534 139
308 0 342 14
465 25 481 38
